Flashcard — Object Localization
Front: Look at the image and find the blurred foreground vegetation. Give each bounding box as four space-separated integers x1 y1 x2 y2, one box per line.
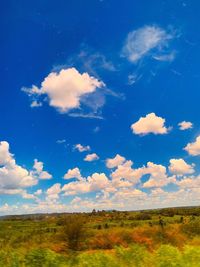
0 206 200 266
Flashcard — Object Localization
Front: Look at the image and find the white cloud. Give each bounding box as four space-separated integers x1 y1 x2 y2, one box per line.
0 164 37 189
62 180 90 196
2 184 200 215
22 68 105 113
46 183 61 200
176 175 200 189
88 173 109 191
143 162 176 188
111 160 145 187
62 172 109 196
0 142 54 198
106 154 126 168
30 100 42 108
0 189 35 200
34 189 42 196
74 144 91 152
71 196 82 205
56 139 66 144
62 158 147 197
63 167 82 180
0 141 13 165
153 51 176 62
122 25 173 63
39 171 52 179
0 141 37 191
32 159 52 180
75 49 116 74
69 112 103 120
84 153 99 162
178 121 193 130
112 188 146 202
169 158 195 176
131 113 169 135
184 136 200 156
21 191 36 199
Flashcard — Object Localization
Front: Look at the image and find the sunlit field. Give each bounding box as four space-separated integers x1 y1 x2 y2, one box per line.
0 207 200 266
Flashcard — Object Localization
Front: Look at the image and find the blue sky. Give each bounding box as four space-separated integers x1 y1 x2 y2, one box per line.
1 0 200 214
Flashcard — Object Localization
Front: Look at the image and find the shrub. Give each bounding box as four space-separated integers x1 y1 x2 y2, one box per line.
182 245 200 267
24 248 64 267
115 244 153 266
0 250 21 267
62 215 85 251
181 219 200 236
135 213 152 220
154 244 182 267
131 230 153 249
89 229 128 249
76 252 120 267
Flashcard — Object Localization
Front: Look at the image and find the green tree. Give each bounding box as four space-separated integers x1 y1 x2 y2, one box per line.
63 215 85 251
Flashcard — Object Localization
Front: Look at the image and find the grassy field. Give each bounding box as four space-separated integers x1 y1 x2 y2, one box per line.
0 206 200 266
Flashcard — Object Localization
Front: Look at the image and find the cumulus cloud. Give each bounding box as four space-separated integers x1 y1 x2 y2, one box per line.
176 176 200 189
0 164 37 190
178 121 193 130
0 141 53 199
0 189 35 200
84 153 99 162
169 158 195 176
46 183 61 200
63 158 146 197
22 67 105 113
34 189 42 196
106 154 126 168
62 180 90 196
111 160 141 180
143 162 176 188
131 113 170 135
2 185 200 215
74 144 91 152
88 173 109 191
110 160 146 189
63 167 82 180
62 172 109 196
32 159 52 180
184 136 200 156
122 25 174 63
112 188 146 202
0 141 13 165
0 141 37 192
21 191 36 199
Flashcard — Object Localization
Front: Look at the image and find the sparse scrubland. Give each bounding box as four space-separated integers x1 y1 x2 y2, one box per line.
0 206 200 266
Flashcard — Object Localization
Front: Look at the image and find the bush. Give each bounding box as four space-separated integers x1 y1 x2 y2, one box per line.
115 245 153 266
76 252 120 267
135 213 152 220
24 248 64 267
0 250 21 267
181 220 200 236
63 215 85 251
154 245 182 267
182 246 200 267
89 230 125 249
